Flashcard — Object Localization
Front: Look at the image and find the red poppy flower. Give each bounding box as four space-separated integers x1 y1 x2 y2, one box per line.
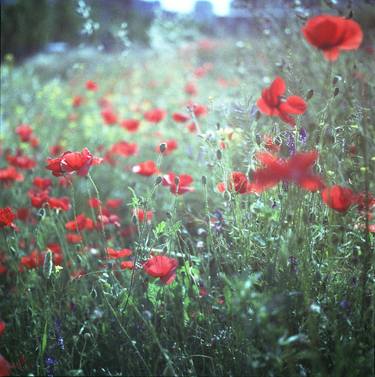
20 250 44 270
110 141 138 157
0 321 5 336
15 123 33 142
252 151 325 193
187 122 197 133
144 108 167 123
263 135 280 154
65 214 94 231
185 82 197 96
172 112 190 123
66 233 83 244
321 185 356 212
49 145 64 156
120 260 135 270
0 166 24 184
0 354 11 377
86 80 98 91
0 207 16 228
6 151 37 169
106 198 123 209
101 108 118 125
133 209 153 223
88 197 101 208
162 173 194 195
107 248 132 259
72 96 84 107
132 160 159 176
33 177 52 190
302 14 363 61
143 255 178 285
217 172 251 194
47 196 71 211
121 119 140 132
188 103 208 117
257 77 307 126
46 148 102 177
156 139 178 155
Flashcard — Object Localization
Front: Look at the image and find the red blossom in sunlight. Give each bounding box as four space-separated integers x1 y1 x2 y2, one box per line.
88 197 101 208
65 214 94 232
49 145 64 156
144 108 167 123
256 77 307 126
156 139 178 155
321 185 356 213
109 141 138 157
133 209 153 223
302 14 363 61
143 255 178 285
187 122 197 133
252 151 325 193
101 107 118 125
107 247 132 259
46 148 102 177
172 112 190 123
86 80 98 91
162 173 194 195
0 207 16 228
0 354 11 377
121 119 140 132
15 124 33 142
132 160 159 176
0 166 24 185
189 103 208 117
47 196 71 211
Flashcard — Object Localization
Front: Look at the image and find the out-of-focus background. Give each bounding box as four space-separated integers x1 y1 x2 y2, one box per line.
1 0 374 62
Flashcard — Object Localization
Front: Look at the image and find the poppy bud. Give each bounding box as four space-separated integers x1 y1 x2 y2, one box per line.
306 89 314 100
255 134 261 145
224 191 231 201
159 143 167 153
201 175 207 185
255 111 261 121
333 87 339 97
216 149 222 160
332 76 339 85
346 10 353 19
43 250 53 279
166 212 172 219
216 122 220 130
155 176 162 185
132 215 138 224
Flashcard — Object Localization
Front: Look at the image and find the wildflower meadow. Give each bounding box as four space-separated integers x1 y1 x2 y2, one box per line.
0 1 374 376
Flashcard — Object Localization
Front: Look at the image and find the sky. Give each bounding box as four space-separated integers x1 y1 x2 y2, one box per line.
158 0 231 16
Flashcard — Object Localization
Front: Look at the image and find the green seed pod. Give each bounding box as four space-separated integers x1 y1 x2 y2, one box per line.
306 89 314 100
333 87 339 97
216 149 222 160
155 176 163 185
43 250 53 279
255 111 261 121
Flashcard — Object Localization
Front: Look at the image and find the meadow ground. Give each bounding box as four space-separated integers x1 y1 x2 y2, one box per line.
0 9 374 377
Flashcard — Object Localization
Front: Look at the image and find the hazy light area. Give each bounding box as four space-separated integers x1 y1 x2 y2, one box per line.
159 0 231 16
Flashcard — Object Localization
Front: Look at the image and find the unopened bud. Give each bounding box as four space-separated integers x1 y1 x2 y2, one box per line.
166 212 172 219
132 215 138 224
255 134 261 145
216 122 220 130
216 149 222 160
333 87 339 97
255 111 261 121
224 191 231 201
155 176 162 185
306 89 314 100
332 76 338 85
159 143 167 153
201 175 207 185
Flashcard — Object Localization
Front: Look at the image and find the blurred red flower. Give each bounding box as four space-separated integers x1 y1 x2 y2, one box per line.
0 166 24 185
107 248 132 259
121 119 140 132
120 260 135 270
133 209 153 223
302 14 363 61
0 354 11 377
321 185 355 212
86 80 98 91
217 172 251 194
172 112 190 123
0 321 5 336
144 108 167 123
143 255 178 285
257 77 307 126
0 207 16 228
101 108 118 125
251 151 325 193
156 139 178 155
132 160 159 176
15 124 33 142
